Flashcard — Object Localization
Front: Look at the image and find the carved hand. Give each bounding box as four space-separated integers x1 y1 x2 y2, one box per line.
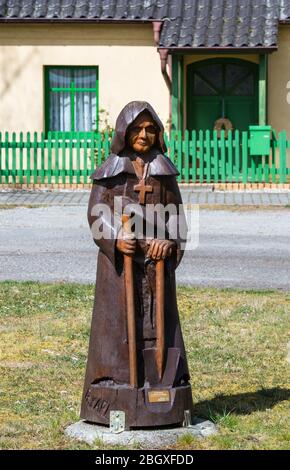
146 239 176 261
116 234 136 256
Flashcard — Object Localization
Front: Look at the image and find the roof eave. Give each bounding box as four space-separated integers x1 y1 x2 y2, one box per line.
0 18 155 24
160 46 277 54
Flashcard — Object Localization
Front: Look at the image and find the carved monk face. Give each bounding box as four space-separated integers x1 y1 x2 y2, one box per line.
127 111 158 154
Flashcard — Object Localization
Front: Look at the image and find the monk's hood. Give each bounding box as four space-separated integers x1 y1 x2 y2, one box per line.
110 101 167 154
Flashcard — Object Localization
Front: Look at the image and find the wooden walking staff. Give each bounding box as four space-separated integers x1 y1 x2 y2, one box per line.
121 214 138 387
156 258 165 380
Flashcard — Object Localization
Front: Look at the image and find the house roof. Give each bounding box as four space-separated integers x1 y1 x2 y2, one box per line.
0 0 289 50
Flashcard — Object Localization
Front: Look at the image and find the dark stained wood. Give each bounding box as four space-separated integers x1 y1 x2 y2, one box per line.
156 259 165 379
80 101 193 429
122 214 138 387
82 383 193 429
143 348 159 386
161 348 180 387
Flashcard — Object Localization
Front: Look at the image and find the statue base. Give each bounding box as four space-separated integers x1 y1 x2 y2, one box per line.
80 383 193 429
65 418 217 447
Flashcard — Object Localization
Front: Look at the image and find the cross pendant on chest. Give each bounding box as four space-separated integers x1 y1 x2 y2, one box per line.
134 178 153 204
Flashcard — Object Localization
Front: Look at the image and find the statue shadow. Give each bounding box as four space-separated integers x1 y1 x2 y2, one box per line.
192 387 290 420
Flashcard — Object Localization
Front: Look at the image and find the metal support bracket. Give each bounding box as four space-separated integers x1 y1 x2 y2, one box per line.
110 410 126 433
183 409 194 428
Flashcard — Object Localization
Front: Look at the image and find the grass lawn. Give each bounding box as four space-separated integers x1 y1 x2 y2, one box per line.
0 281 289 450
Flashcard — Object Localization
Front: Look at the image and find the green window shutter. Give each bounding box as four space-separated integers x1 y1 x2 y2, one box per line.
44 66 99 137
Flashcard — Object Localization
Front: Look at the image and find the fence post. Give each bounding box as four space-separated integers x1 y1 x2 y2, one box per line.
199 130 204 183
76 134 81 184
5 132 9 185
184 129 189 183
47 132 52 185
69 132 73 185
61 134 66 185
205 129 211 183
213 130 219 183
191 130 196 183
234 130 240 182
91 133 96 176
39 132 45 185
177 130 182 183
53 133 59 185
227 130 233 182
220 130 226 182
278 130 287 184
26 132 31 186
12 132 16 184
33 132 38 184
83 133 88 185
95 132 101 166
242 131 248 184
19 132 24 185
270 133 277 183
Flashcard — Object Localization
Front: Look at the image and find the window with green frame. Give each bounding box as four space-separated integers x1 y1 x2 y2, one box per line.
44 66 99 137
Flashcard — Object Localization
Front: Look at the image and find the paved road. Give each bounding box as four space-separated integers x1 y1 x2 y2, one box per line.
0 205 289 290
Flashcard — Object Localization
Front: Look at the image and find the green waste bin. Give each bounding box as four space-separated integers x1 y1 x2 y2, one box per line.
249 125 272 156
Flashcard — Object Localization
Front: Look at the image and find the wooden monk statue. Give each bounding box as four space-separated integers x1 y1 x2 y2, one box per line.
80 101 193 429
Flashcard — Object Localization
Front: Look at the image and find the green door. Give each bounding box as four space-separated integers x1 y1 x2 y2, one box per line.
187 59 258 132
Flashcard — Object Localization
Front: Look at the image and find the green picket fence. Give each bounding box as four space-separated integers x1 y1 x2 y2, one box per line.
167 130 290 184
0 130 289 185
0 132 103 186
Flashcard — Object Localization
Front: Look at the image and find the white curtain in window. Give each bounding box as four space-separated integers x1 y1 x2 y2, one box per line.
49 68 96 132
74 69 96 132
49 69 71 132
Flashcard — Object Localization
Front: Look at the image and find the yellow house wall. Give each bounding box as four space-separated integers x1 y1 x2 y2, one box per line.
0 24 169 133
2 22 290 135
183 53 259 130
268 26 290 134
